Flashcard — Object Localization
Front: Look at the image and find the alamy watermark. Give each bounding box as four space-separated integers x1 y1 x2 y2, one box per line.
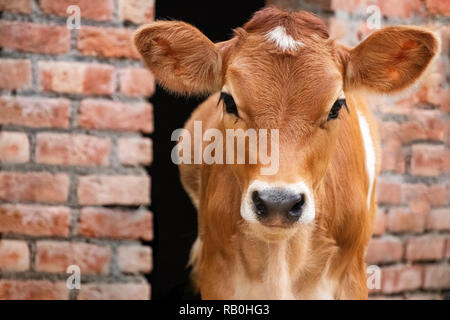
171 121 280 175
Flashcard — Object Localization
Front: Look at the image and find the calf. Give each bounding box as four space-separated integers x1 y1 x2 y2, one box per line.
134 7 439 299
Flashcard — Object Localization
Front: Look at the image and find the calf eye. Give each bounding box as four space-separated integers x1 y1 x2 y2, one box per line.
327 99 347 121
219 92 239 117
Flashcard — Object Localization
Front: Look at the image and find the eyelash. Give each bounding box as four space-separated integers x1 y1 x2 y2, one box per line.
327 99 348 121
218 92 239 117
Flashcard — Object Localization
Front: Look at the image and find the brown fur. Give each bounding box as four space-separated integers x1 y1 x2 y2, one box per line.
134 7 439 299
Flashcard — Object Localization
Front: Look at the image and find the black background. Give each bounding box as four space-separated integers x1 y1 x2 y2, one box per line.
147 0 265 300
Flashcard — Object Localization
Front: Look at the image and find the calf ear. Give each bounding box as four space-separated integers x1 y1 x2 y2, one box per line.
134 21 223 95
344 26 439 93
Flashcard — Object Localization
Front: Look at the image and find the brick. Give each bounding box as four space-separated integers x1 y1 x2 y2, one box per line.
381 265 423 294
446 237 450 258
378 0 424 18
119 0 154 24
119 68 155 96
0 280 68 300
366 236 403 264
380 137 405 173
0 132 29 163
78 26 139 59
423 265 450 289
35 241 111 274
0 21 70 54
40 0 114 21
331 0 368 13
0 172 70 203
376 180 402 205
117 245 152 273
399 110 444 143
77 175 150 205
118 137 152 165
36 133 111 166
372 208 386 235
79 207 153 240
401 183 447 214
0 204 70 237
0 59 31 90
78 283 150 300
39 61 115 95
426 0 450 16
411 144 449 176
79 99 153 133
387 207 426 233
328 18 348 42
406 235 446 261
0 240 29 272
0 96 70 129
0 0 32 13
404 292 442 300
427 209 450 231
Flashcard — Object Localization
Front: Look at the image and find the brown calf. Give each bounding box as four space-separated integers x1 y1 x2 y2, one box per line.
134 7 439 299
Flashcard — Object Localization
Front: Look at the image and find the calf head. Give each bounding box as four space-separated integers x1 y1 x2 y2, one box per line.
135 7 438 240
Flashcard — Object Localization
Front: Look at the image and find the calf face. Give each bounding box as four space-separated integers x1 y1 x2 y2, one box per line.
135 8 438 239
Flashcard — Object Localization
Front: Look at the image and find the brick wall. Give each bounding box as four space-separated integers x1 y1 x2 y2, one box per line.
0 0 154 299
268 0 450 299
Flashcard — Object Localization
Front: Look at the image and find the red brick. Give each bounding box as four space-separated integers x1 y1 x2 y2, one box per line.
78 282 150 300
387 207 426 233
331 0 367 13
119 68 155 97
404 292 442 300
0 280 68 300
78 207 153 240
0 204 70 237
376 180 402 205
117 245 152 273
0 21 70 54
0 172 69 203
0 240 29 272
0 59 31 90
77 175 150 205
446 237 450 258
0 132 29 163
35 241 111 274
401 183 447 214
328 17 348 42
36 133 111 166
40 0 114 21
78 26 139 59
426 0 450 16
0 96 70 129
424 265 450 289
0 0 32 13
118 137 152 165
366 237 403 264
39 61 115 95
380 137 405 173
378 0 424 18
372 208 386 235
406 235 446 261
427 208 450 231
399 110 444 143
79 99 153 133
381 265 423 294
411 144 449 176
118 0 154 24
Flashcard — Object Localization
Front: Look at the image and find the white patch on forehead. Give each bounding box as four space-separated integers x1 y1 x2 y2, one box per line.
265 26 305 51
357 110 375 210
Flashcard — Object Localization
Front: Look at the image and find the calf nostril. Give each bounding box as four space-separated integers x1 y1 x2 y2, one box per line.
252 191 266 216
289 194 305 217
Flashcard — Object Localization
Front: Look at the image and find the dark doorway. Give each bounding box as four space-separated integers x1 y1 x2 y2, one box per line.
148 0 265 300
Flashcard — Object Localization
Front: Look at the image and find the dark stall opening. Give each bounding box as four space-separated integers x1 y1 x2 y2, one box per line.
146 0 265 300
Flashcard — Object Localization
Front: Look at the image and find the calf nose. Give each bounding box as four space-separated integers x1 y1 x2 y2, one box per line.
252 189 305 224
